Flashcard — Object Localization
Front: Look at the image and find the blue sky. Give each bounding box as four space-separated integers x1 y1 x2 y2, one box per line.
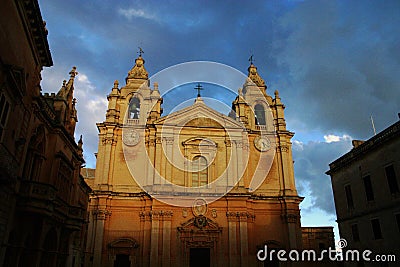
38 0 400 241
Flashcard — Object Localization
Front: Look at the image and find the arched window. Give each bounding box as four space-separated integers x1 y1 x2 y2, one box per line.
40 228 58 266
254 104 266 125
3 230 18 267
128 97 140 119
192 156 208 187
23 125 45 181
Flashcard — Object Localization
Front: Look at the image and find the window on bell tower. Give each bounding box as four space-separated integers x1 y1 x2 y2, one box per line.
128 97 140 119
254 104 266 125
192 156 208 187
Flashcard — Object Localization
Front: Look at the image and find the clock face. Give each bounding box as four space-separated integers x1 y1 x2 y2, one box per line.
123 129 140 146
254 136 271 152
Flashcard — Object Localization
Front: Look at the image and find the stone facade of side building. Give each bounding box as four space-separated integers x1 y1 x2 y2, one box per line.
327 119 400 267
0 0 90 266
301 227 335 252
83 54 335 267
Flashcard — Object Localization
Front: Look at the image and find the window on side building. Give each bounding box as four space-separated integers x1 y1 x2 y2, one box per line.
385 165 399 194
345 185 354 209
351 224 360 242
371 219 383 240
363 175 374 201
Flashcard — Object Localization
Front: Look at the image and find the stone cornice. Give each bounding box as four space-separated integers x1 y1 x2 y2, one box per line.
226 211 255 222
336 197 400 223
93 209 111 220
282 213 300 224
327 120 400 175
139 210 173 221
15 0 53 67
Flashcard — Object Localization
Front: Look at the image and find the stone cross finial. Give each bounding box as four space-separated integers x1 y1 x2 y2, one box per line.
248 55 254 64
69 66 78 78
194 83 203 97
138 47 144 57
247 62 265 87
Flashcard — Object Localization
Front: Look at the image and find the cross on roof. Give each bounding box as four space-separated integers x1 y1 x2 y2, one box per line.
249 54 254 64
138 47 144 57
194 83 203 97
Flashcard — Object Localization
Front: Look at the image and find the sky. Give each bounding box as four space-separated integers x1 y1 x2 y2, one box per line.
38 0 400 241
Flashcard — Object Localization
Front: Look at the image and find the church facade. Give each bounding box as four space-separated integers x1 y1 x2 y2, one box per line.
84 55 331 267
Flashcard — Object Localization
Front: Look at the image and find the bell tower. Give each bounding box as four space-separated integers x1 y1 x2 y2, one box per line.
94 51 162 188
230 60 297 195
89 52 163 266
229 60 301 251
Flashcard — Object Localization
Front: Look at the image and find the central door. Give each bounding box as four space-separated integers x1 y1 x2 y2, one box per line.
189 248 210 267
114 254 130 267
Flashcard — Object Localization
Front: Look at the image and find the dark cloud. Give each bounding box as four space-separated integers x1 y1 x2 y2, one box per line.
39 0 284 87
37 0 399 228
274 0 400 139
293 137 353 214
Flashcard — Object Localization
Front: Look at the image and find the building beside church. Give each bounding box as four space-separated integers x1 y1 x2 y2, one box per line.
84 54 334 267
0 0 90 266
327 119 400 267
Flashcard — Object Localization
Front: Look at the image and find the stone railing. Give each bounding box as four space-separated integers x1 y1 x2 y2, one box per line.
19 180 56 201
255 125 267 131
328 121 400 172
18 180 57 214
126 119 140 125
68 206 85 220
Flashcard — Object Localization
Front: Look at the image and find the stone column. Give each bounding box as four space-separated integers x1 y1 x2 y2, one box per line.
236 141 244 187
92 209 110 267
147 139 156 187
65 232 75 267
149 211 160 267
154 137 162 185
239 212 248 267
242 140 249 188
100 137 114 186
85 206 95 267
232 141 238 187
279 142 297 195
140 211 152 267
227 212 239 267
162 211 173 267
246 214 256 266
284 213 300 249
224 140 231 189
108 138 117 186
164 137 173 184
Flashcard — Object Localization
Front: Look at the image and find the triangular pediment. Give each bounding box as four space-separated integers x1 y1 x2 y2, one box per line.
182 137 217 148
154 99 244 130
109 238 139 248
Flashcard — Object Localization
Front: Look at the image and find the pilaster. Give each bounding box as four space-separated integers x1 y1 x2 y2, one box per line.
92 208 111 267
162 211 173 267
282 211 301 249
226 212 239 267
